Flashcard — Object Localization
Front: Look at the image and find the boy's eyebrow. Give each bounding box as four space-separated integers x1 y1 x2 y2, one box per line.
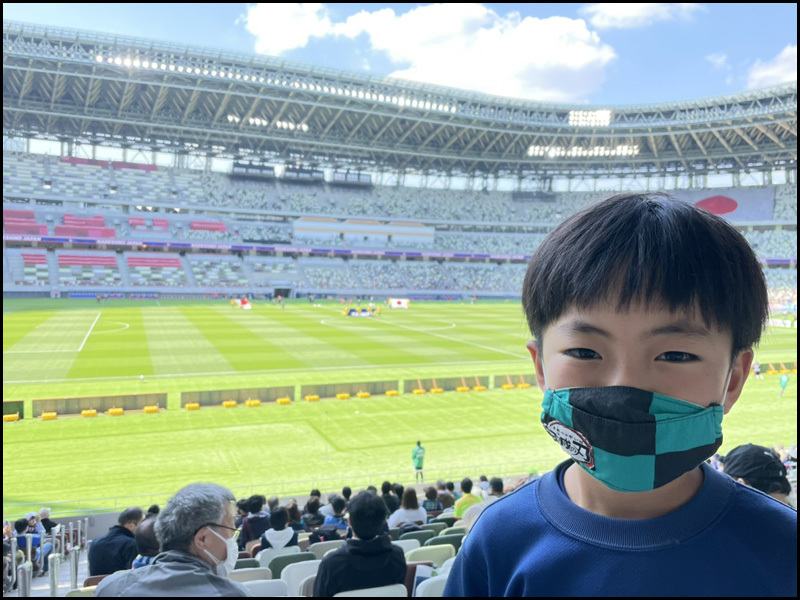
558 321 613 338
558 319 711 340
648 320 711 338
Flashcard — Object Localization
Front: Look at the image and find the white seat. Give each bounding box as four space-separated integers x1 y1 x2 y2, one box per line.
281 559 321 596
414 574 449 597
257 545 300 568
228 566 272 582
439 556 456 574
308 539 346 560
334 583 408 597
243 578 289 596
391 539 420 554
298 574 316 597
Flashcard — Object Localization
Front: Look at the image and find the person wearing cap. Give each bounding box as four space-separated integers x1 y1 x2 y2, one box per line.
722 444 792 505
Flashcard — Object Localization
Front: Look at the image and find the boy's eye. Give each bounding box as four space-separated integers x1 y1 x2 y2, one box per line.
564 348 601 360
656 351 698 362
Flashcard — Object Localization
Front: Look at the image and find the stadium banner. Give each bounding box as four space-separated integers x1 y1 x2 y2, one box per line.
389 298 409 308
181 386 294 407
301 380 399 399
3 400 25 420
32 393 167 417
671 188 775 223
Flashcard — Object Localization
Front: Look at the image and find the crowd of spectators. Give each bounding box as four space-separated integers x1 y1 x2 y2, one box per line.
5 444 795 596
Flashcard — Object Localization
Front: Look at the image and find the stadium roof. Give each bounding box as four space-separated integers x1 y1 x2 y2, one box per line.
3 20 797 179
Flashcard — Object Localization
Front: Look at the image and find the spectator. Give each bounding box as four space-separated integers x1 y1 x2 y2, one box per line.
323 497 349 532
234 499 248 529
478 475 490 498
446 481 462 501
381 481 400 516
342 487 352 506
146 504 160 520
88 507 143 576
488 478 504 501
239 495 269 550
313 491 406 597
320 493 339 518
387 488 426 529
365 486 378 495
421 487 444 513
267 497 280 513
37 508 58 535
259 507 298 550
286 500 307 532
132 518 159 569
95 483 248 597
14 518 53 577
303 496 325 530
393 484 404 503
445 193 797 596
722 444 793 505
440 492 455 511
453 478 482 520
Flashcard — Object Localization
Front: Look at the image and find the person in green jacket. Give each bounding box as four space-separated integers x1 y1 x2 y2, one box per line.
413 441 425 483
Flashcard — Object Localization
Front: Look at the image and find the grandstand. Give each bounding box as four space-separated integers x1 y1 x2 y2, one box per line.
2 20 797 593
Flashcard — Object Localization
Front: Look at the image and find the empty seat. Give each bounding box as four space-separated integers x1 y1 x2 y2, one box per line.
269 551 316 579
424 534 464 553
333 583 408 597
228 566 272 582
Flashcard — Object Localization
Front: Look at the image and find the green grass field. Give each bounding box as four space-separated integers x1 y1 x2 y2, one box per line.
3 299 797 518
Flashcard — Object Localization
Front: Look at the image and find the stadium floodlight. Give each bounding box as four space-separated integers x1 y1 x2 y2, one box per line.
142 61 149 68
211 70 217 76
133 60 140 67
95 54 103 62
177 65 184 72
124 58 132 67
568 109 612 127
168 64 175 71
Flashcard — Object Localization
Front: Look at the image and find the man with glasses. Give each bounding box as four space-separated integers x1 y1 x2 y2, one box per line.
96 483 250 597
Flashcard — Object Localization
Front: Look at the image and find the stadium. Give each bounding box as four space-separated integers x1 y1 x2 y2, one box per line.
2 16 797 596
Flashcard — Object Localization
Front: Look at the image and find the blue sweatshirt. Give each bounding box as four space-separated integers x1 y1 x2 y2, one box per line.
445 460 796 597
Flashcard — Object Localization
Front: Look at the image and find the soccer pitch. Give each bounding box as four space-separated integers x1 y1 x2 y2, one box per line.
3 299 797 516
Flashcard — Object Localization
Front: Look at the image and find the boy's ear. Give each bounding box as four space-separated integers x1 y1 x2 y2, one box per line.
723 348 754 415
526 340 547 392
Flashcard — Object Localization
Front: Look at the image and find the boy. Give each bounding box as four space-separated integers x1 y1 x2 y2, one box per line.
444 193 796 596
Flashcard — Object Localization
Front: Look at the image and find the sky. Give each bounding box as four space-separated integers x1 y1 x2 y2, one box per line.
3 3 797 105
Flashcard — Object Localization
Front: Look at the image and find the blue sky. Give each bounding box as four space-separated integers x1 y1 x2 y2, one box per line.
4 3 796 105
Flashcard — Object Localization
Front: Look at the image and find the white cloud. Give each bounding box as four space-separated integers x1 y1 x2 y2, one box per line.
705 52 729 70
244 3 617 102
747 45 797 89
245 3 332 55
580 3 703 30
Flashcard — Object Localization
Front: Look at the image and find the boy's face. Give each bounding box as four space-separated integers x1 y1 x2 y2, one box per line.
527 300 753 414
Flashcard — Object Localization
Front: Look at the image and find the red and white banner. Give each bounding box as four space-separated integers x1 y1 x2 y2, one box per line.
672 188 775 223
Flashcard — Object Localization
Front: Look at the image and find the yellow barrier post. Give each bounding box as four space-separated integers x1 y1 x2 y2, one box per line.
356 392 371 398
222 400 237 408
143 405 159 414
336 393 351 400
245 399 261 407
305 395 320 402
185 403 200 410
386 390 399 397
3 413 20 422
42 412 57 420
277 397 292 405
81 409 97 418
108 407 124 416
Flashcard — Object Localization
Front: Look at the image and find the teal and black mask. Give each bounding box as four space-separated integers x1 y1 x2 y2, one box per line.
541 386 724 492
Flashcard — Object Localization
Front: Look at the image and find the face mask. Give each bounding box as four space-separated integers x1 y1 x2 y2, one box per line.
203 526 238 577
541 384 726 492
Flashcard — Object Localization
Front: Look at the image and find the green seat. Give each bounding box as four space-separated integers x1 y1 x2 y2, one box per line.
268 551 316 579
424 533 465 553
234 558 259 570
399 530 435 545
421 522 446 536
440 526 466 537
387 528 401 541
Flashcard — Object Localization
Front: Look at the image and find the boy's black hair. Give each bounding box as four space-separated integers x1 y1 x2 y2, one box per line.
331 496 346 515
246 495 263 514
348 491 387 540
14 518 28 534
490 477 504 494
118 507 144 527
341 486 352 501
461 478 473 494
522 193 769 361
381 481 393 495
270 507 289 531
